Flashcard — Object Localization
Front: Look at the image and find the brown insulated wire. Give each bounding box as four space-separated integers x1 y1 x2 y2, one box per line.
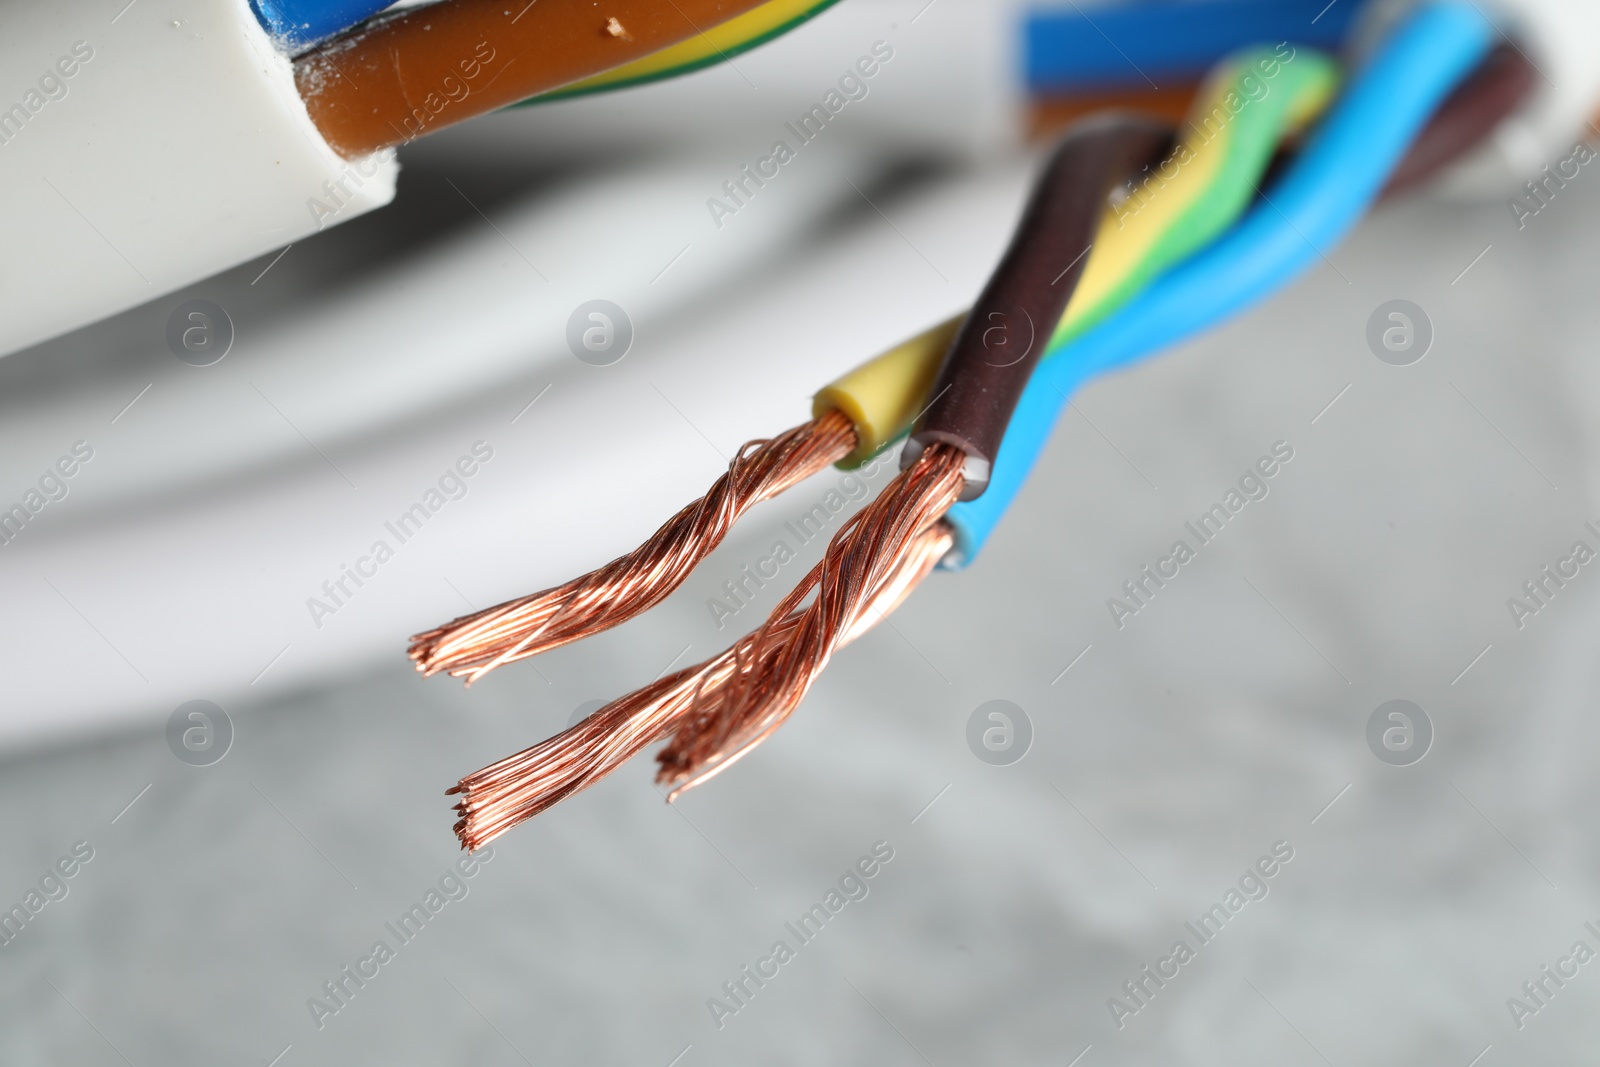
903 115 1176 500
1384 44 1537 197
296 0 777 157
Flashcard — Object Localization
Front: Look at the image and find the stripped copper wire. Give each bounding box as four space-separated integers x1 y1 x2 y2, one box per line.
655 445 967 796
449 518 954 851
410 409 856 685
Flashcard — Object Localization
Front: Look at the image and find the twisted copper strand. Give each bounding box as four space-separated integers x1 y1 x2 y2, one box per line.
410 410 856 684
449 521 954 851
656 446 966 795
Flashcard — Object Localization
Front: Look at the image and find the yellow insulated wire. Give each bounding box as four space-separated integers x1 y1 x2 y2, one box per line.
813 316 960 466
1051 78 1239 344
815 45 1340 467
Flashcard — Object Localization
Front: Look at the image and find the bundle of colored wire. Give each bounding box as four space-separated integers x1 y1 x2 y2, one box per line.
441 117 1175 847
432 0 1516 847
294 0 783 157
657 0 1499 799
412 48 1334 688
945 0 1496 566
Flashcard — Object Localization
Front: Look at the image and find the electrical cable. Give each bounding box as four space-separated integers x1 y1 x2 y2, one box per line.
414 45 1342 691
510 0 845 105
294 0 780 157
943 0 1496 567
431 1 1515 844
650 118 1174 797
443 117 1170 842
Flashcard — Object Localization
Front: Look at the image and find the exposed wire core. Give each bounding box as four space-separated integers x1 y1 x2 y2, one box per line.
410 409 856 685
655 445 966 794
450 520 955 850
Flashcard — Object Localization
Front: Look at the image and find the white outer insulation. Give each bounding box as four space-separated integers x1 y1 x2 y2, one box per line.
0 0 397 357
1358 0 1600 198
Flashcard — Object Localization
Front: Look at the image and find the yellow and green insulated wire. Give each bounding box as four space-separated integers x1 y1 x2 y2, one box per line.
512 0 845 105
1052 44 1339 347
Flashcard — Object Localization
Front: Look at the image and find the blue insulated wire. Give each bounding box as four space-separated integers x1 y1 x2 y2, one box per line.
250 0 396 51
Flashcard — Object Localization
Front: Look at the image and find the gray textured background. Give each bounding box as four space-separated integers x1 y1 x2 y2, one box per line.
4 86 1600 1067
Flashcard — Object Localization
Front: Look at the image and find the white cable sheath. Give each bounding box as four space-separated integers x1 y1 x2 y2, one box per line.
0 0 397 357
1439 0 1600 199
1356 0 1600 199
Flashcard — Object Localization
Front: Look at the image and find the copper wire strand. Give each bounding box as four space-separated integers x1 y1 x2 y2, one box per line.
449 520 954 851
654 445 967 796
409 410 856 685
